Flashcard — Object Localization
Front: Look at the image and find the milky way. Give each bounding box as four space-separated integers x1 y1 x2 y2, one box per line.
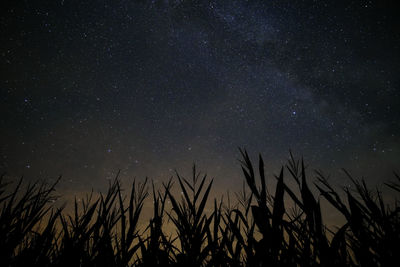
1 1 399 192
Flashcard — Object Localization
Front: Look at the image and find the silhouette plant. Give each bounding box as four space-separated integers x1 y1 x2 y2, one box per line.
0 149 399 267
0 175 60 267
164 166 214 266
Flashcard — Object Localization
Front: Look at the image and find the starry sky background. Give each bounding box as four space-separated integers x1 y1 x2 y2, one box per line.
1 0 399 196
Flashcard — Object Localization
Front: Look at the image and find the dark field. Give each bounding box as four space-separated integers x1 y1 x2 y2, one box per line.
1 150 399 267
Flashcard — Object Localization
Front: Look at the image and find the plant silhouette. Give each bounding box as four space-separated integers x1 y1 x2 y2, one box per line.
1 150 399 266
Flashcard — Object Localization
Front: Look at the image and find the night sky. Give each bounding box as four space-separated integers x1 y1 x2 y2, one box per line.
1 0 399 194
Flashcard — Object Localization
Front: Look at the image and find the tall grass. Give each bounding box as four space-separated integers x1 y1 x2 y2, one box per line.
1 150 399 266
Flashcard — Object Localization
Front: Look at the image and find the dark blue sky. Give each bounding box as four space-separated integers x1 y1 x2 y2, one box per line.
1 0 399 192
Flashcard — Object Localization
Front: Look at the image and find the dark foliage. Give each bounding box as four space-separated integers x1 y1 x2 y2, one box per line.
1 150 399 266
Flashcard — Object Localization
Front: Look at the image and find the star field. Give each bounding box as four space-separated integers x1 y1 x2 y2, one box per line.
1 0 399 192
